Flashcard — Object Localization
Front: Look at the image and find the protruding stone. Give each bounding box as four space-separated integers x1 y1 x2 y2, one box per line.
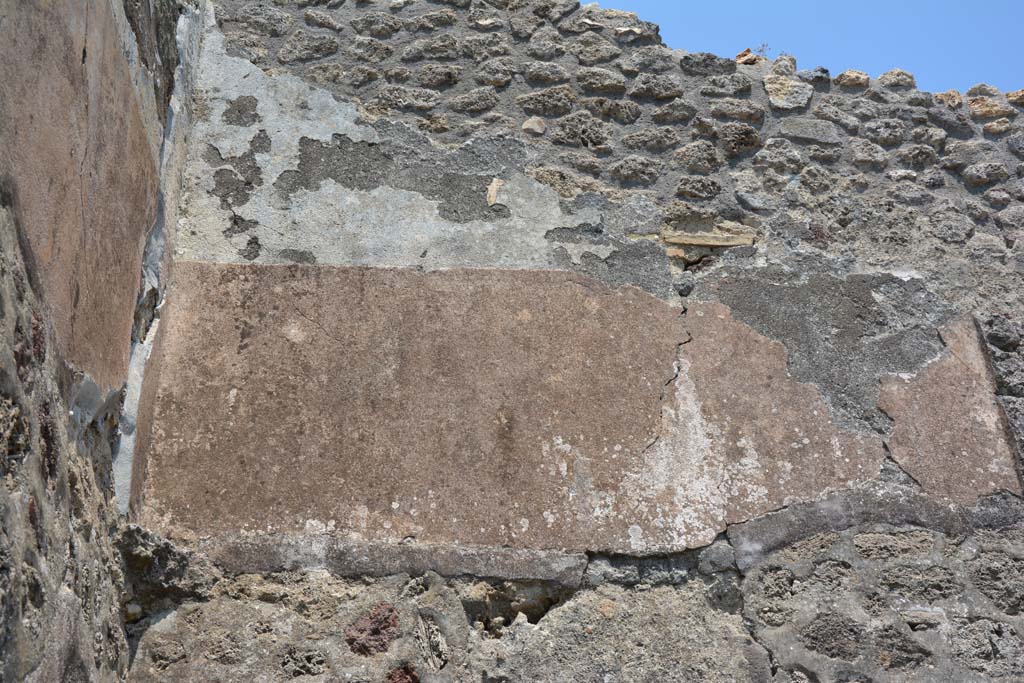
734 47 762 65
462 33 511 62
834 69 870 89
935 89 964 109
878 68 916 89
779 118 844 146
551 111 612 148
700 73 752 98
567 32 621 65
1009 132 1024 159
850 139 888 169
753 139 807 173
709 98 765 123
476 57 518 86
719 122 761 158
675 141 723 175
350 11 404 38
522 116 547 136
448 87 499 113
984 118 1015 136
277 30 339 64
962 161 1010 187
516 85 577 116
575 67 627 94
966 83 1000 97
652 99 697 124
862 118 907 147
416 63 463 89
618 45 677 75
581 97 642 124
680 52 736 76
402 34 461 62
928 106 974 136
969 96 1018 120
797 66 831 88
895 144 938 168
524 61 570 84
304 9 345 32
236 3 294 36
676 176 722 200
622 127 681 153
373 85 440 111
763 75 814 110
628 73 684 100
1008 89 1024 106
609 155 663 186
814 102 860 133
404 8 458 32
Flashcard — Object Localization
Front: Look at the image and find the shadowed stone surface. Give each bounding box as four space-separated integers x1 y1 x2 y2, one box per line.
0 206 129 683
0 0 159 390
879 317 1023 502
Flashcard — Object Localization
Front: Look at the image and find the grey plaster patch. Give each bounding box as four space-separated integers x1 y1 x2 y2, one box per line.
272 134 512 223
696 267 953 432
222 94 260 126
114 317 161 514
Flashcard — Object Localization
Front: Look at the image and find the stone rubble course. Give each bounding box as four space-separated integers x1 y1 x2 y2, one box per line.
1 0 1024 681
187 0 1024 320
0 205 129 682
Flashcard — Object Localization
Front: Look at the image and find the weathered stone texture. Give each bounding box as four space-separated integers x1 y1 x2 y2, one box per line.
0 207 128 683
127 566 771 683
731 489 1024 683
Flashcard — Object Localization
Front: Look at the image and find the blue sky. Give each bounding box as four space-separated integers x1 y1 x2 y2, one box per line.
605 0 1022 94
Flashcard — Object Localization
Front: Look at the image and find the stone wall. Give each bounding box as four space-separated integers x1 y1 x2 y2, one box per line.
0 203 129 682
0 1 188 681
1 0 1024 681
122 1 1024 679
199 0 1023 321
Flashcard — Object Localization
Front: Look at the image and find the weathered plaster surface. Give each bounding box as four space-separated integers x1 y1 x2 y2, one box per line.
138 261 684 551
879 316 1023 502
136 261 904 557
177 19 631 274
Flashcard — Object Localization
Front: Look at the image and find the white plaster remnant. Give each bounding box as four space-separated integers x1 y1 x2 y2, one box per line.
177 15 617 270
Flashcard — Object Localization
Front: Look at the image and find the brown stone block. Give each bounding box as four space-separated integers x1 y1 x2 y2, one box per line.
139 262 685 552
0 0 158 390
879 317 1022 503
138 264 896 557
675 303 886 535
